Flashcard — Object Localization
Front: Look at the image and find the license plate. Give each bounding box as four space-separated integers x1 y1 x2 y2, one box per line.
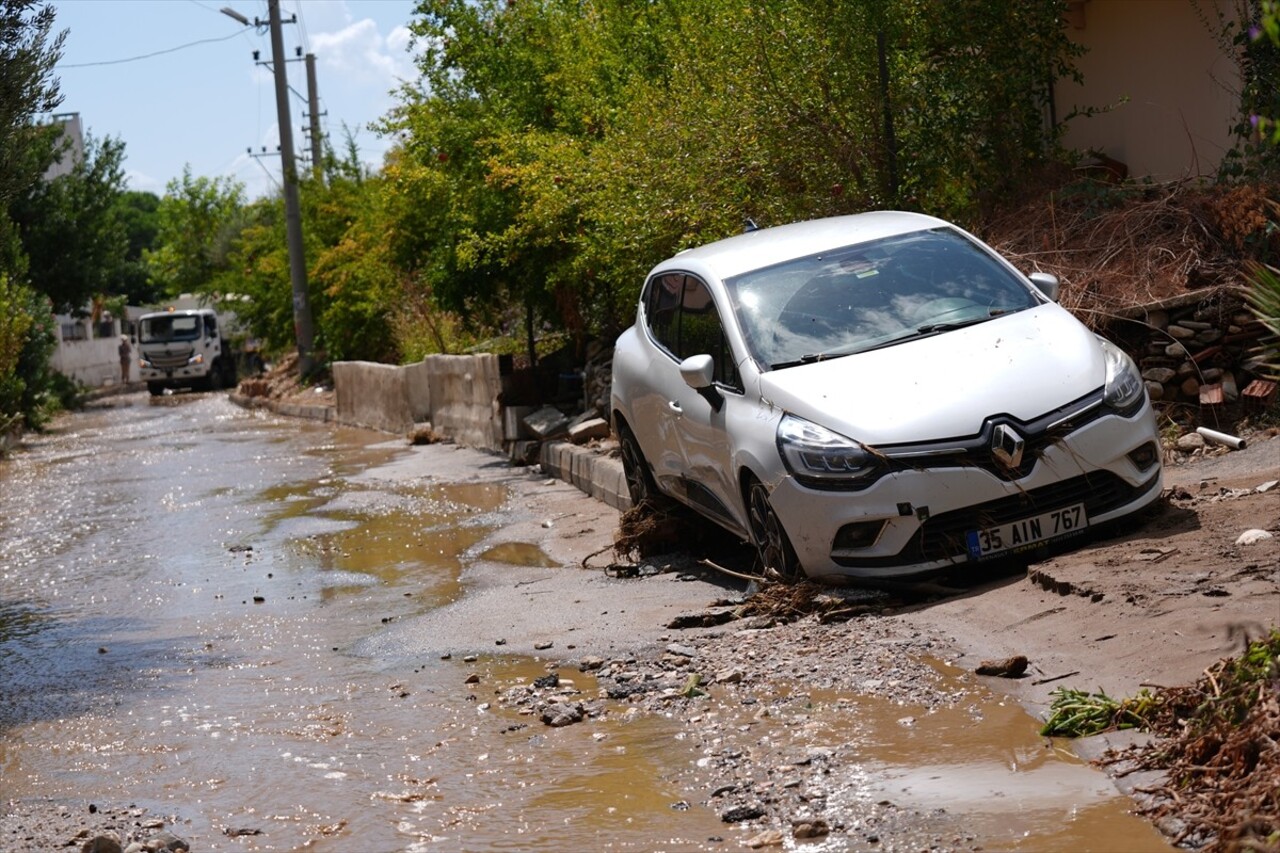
965 503 1088 560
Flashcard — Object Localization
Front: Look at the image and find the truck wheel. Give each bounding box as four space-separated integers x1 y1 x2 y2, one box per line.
147 382 164 397
207 362 225 391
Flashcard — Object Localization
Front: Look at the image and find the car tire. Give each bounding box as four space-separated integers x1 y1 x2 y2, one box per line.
617 420 660 508
147 382 164 397
747 478 803 582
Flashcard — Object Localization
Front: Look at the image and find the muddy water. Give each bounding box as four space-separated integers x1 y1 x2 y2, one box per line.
0 394 1171 851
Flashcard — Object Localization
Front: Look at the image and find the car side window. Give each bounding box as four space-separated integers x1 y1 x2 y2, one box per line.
678 277 738 388
646 272 684 352
643 273 739 390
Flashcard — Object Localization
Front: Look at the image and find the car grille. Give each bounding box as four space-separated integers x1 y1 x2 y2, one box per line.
146 348 194 370
879 390 1109 482
831 470 1160 569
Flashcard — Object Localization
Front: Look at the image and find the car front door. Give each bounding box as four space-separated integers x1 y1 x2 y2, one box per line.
664 276 745 534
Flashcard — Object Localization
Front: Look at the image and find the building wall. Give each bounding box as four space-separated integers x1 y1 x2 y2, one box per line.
1055 0 1241 180
43 113 84 180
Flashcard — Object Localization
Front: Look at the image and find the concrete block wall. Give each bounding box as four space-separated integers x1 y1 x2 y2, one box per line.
422 354 503 450
333 354 504 451
333 361 412 434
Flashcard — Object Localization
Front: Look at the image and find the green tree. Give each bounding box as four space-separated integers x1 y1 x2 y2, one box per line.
0 0 64 278
11 132 129 312
147 167 246 298
0 273 55 429
115 190 162 305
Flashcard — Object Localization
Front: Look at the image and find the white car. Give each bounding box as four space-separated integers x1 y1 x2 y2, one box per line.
610 212 1163 581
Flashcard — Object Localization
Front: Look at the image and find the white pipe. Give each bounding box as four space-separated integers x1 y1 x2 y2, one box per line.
1196 427 1247 450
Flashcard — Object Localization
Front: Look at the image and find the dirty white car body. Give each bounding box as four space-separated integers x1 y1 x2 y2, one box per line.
610 212 1163 580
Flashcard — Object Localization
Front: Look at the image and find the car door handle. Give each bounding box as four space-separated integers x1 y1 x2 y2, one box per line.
667 400 683 416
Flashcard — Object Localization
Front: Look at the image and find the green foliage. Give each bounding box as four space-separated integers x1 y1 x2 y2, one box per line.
0 273 56 428
146 167 247 299
11 132 129 312
115 190 163 305
1039 687 1158 738
0 0 65 280
1244 262 1280 380
1213 0 1280 179
381 0 1082 350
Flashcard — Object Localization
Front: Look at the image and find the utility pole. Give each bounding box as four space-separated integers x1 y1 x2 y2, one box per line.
221 2 316 379
267 0 316 378
305 53 323 180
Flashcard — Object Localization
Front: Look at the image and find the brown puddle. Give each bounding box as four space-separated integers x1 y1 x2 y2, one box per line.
477 541 559 567
689 659 1172 852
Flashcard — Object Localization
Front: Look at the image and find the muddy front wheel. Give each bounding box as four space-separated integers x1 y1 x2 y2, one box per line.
617 421 659 508
747 478 803 582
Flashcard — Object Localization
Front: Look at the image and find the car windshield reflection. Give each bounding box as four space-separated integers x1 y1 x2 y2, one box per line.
726 227 1040 370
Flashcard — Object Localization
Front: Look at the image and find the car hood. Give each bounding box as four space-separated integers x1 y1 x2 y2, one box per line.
757 305 1106 445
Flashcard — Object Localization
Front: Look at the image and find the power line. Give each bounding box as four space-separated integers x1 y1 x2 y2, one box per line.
61 30 244 68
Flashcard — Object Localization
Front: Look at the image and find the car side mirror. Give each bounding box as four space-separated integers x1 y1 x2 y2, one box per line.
679 354 723 412
1029 272 1060 302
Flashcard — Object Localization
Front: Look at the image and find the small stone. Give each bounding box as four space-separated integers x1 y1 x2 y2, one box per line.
1141 367 1176 384
715 668 744 684
81 834 123 853
1256 480 1278 493
578 655 605 671
1236 529 1274 546
745 829 784 848
720 804 766 823
793 818 830 839
1166 325 1195 340
1176 432 1206 452
534 641 553 650
666 643 697 658
495 638 506 646
540 702 584 727
975 655 1029 677
464 673 480 684
463 654 478 662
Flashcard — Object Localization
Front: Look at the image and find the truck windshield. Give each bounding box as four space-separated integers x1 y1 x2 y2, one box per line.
140 315 201 343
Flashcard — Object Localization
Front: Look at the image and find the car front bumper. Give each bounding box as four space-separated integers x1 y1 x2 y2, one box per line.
765 403 1164 579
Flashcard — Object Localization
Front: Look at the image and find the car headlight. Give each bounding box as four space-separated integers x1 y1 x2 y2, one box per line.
188 353 204 366
777 414 880 487
1101 340 1144 415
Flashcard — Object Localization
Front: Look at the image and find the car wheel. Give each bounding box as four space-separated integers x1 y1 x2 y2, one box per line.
747 478 803 582
617 421 660 508
147 382 164 397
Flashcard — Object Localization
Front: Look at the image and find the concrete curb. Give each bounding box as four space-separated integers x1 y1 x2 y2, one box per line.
538 440 632 513
229 393 335 423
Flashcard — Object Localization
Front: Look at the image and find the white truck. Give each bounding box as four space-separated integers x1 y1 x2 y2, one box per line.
136 307 239 396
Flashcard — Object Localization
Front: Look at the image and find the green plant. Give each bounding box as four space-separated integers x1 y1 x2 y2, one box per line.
1039 687 1158 737
1245 261 1280 380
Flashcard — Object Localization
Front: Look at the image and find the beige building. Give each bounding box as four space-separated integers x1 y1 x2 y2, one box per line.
1055 0 1244 180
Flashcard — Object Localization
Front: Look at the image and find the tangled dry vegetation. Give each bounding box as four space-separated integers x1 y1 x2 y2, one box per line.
1096 630 1280 852
982 174 1273 327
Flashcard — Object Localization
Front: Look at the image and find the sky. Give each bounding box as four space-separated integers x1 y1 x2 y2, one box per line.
49 0 422 199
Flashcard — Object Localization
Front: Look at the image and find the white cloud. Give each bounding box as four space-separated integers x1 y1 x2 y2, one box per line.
310 17 414 83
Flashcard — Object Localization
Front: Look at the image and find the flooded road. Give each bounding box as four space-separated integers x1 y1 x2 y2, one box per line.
0 394 1172 851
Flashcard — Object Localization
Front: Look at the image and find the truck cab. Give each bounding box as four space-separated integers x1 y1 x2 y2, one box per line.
136 308 237 396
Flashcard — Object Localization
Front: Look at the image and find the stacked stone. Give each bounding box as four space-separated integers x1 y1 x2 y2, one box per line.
1137 302 1267 405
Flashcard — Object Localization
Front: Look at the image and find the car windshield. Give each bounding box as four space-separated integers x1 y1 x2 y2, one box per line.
140 314 201 343
724 227 1041 369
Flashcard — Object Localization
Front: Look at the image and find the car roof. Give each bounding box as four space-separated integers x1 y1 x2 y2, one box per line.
652 211 952 282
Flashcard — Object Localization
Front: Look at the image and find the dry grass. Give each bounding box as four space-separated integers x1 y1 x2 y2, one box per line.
980 175 1270 328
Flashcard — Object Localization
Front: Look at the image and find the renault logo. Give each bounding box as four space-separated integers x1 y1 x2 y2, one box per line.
992 424 1026 469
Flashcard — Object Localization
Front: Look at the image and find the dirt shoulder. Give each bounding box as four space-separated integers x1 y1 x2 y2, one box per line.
894 432 1280 712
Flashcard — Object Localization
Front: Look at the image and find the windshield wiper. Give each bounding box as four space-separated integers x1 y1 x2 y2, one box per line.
916 308 1012 334
771 350 855 370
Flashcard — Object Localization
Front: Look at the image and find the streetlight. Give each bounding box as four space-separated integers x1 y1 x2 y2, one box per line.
222 2 316 380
